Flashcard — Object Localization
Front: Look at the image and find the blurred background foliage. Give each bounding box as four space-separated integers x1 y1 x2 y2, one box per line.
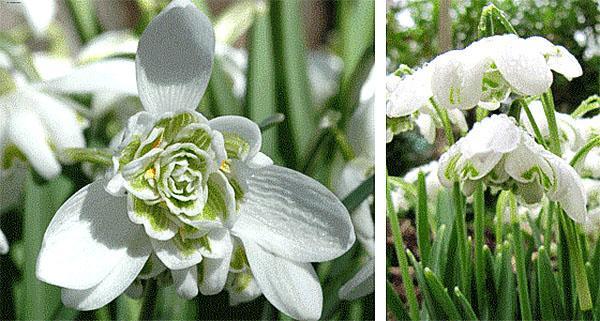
0 0 374 320
386 0 600 176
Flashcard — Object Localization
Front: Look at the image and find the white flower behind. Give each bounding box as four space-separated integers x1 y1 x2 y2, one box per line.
438 114 587 223
35 2 354 320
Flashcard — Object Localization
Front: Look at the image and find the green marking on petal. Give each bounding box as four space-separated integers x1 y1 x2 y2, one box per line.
1 144 26 169
175 124 212 150
230 244 248 271
222 132 250 160
461 162 479 179
119 135 141 167
136 128 164 158
444 153 462 182
228 178 244 202
0 68 16 96
132 197 173 232
173 234 209 257
155 112 198 143
230 271 253 292
522 165 552 189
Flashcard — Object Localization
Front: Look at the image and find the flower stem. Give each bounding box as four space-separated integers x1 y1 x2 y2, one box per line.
473 181 487 318
520 100 549 149
569 136 600 167
386 170 419 321
416 171 431 266
509 192 532 321
430 97 455 146
452 183 470 299
540 90 562 156
139 279 158 321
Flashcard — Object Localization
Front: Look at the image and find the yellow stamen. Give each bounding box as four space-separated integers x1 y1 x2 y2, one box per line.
220 160 231 173
144 167 156 180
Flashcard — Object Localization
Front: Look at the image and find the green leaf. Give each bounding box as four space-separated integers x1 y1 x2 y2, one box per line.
415 172 431 266
453 287 477 321
206 58 243 116
473 181 487 318
423 268 462 320
20 171 74 320
269 0 314 168
387 280 410 320
342 174 374 213
495 241 516 321
245 6 280 162
537 246 566 320
406 250 442 320
65 0 101 44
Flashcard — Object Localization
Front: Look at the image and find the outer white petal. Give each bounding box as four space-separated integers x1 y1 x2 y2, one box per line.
543 151 588 223
21 0 56 36
41 59 138 96
493 37 552 95
386 67 432 117
504 134 554 184
547 46 582 80
172 267 199 299
136 0 215 114
415 113 436 144
199 253 232 295
7 107 60 179
17 87 85 150
61 236 151 310
231 165 355 262
348 94 375 160
338 259 374 300
31 53 73 81
247 152 273 169
431 50 486 110
209 116 262 161
0 228 8 254
199 228 233 259
77 31 139 63
243 240 323 321
36 179 147 290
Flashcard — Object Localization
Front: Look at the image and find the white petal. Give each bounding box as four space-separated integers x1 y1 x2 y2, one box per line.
18 87 85 150
232 165 355 262
0 228 8 254
243 240 323 321
547 46 582 80
431 50 486 110
544 151 588 223
136 0 214 114
151 237 203 270
7 107 60 179
77 31 139 64
247 152 273 169
348 94 375 160
386 67 432 117
227 271 262 306
199 228 233 259
172 267 199 299
21 0 56 36
61 237 151 311
415 113 436 144
338 259 374 300
504 134 554 185
41 59 138 96
209 116 262 161
493 37 553 95
36 179 148 290
199 253 231 295
32 53 73 81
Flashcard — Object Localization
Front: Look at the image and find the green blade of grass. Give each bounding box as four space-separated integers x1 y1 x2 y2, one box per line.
206 57 242 117
496 240 516 320
269 0 314 168
342 174 374 213
473 181 487 318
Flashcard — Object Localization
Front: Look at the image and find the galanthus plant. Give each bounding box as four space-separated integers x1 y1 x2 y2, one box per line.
35 1 355 320
438 114 587 223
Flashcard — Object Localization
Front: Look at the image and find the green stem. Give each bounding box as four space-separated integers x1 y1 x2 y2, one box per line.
387 170 420 321
473 181 486 318
332 127 356 161
569 136 600 167
430 97 455 146
138 279 158 321
495 190 508 246
520 100 549 149
571 95 599 118
540 90 562 156
509 192 532 321
416 171 431 266
452 183 470 299
544 202 554 251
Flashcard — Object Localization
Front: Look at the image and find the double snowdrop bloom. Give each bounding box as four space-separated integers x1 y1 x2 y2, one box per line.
438 114 587 223
386 67 467 144
430 34 582 111
35 2 354 320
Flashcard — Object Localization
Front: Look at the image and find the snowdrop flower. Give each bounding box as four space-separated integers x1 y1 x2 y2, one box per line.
431 34 582 110
5 0 56 37
36 2 354 319
582 179 600 236
572 115 600 178
334 76 374 300
386 67 467 144
438 114 587 223
520 100 584 155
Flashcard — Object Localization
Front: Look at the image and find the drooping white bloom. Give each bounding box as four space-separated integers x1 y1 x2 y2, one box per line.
386 67 467 144
520 100 584 156
438 114 587 223
431 34 582 111
572 114 600 178
334 74 374 300
36 2 354 320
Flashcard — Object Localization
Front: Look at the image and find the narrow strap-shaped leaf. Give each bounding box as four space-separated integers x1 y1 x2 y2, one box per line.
387 280 410 321
510 194 533 321
343 175 374 213
452 183 470 299
206 58 242 116
538 246 566 320
407 250 443 320
473 181 487 318
65 0 101 44
423 268 462 320
496 240 516 321
428 224 446 275
453 287 477 321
